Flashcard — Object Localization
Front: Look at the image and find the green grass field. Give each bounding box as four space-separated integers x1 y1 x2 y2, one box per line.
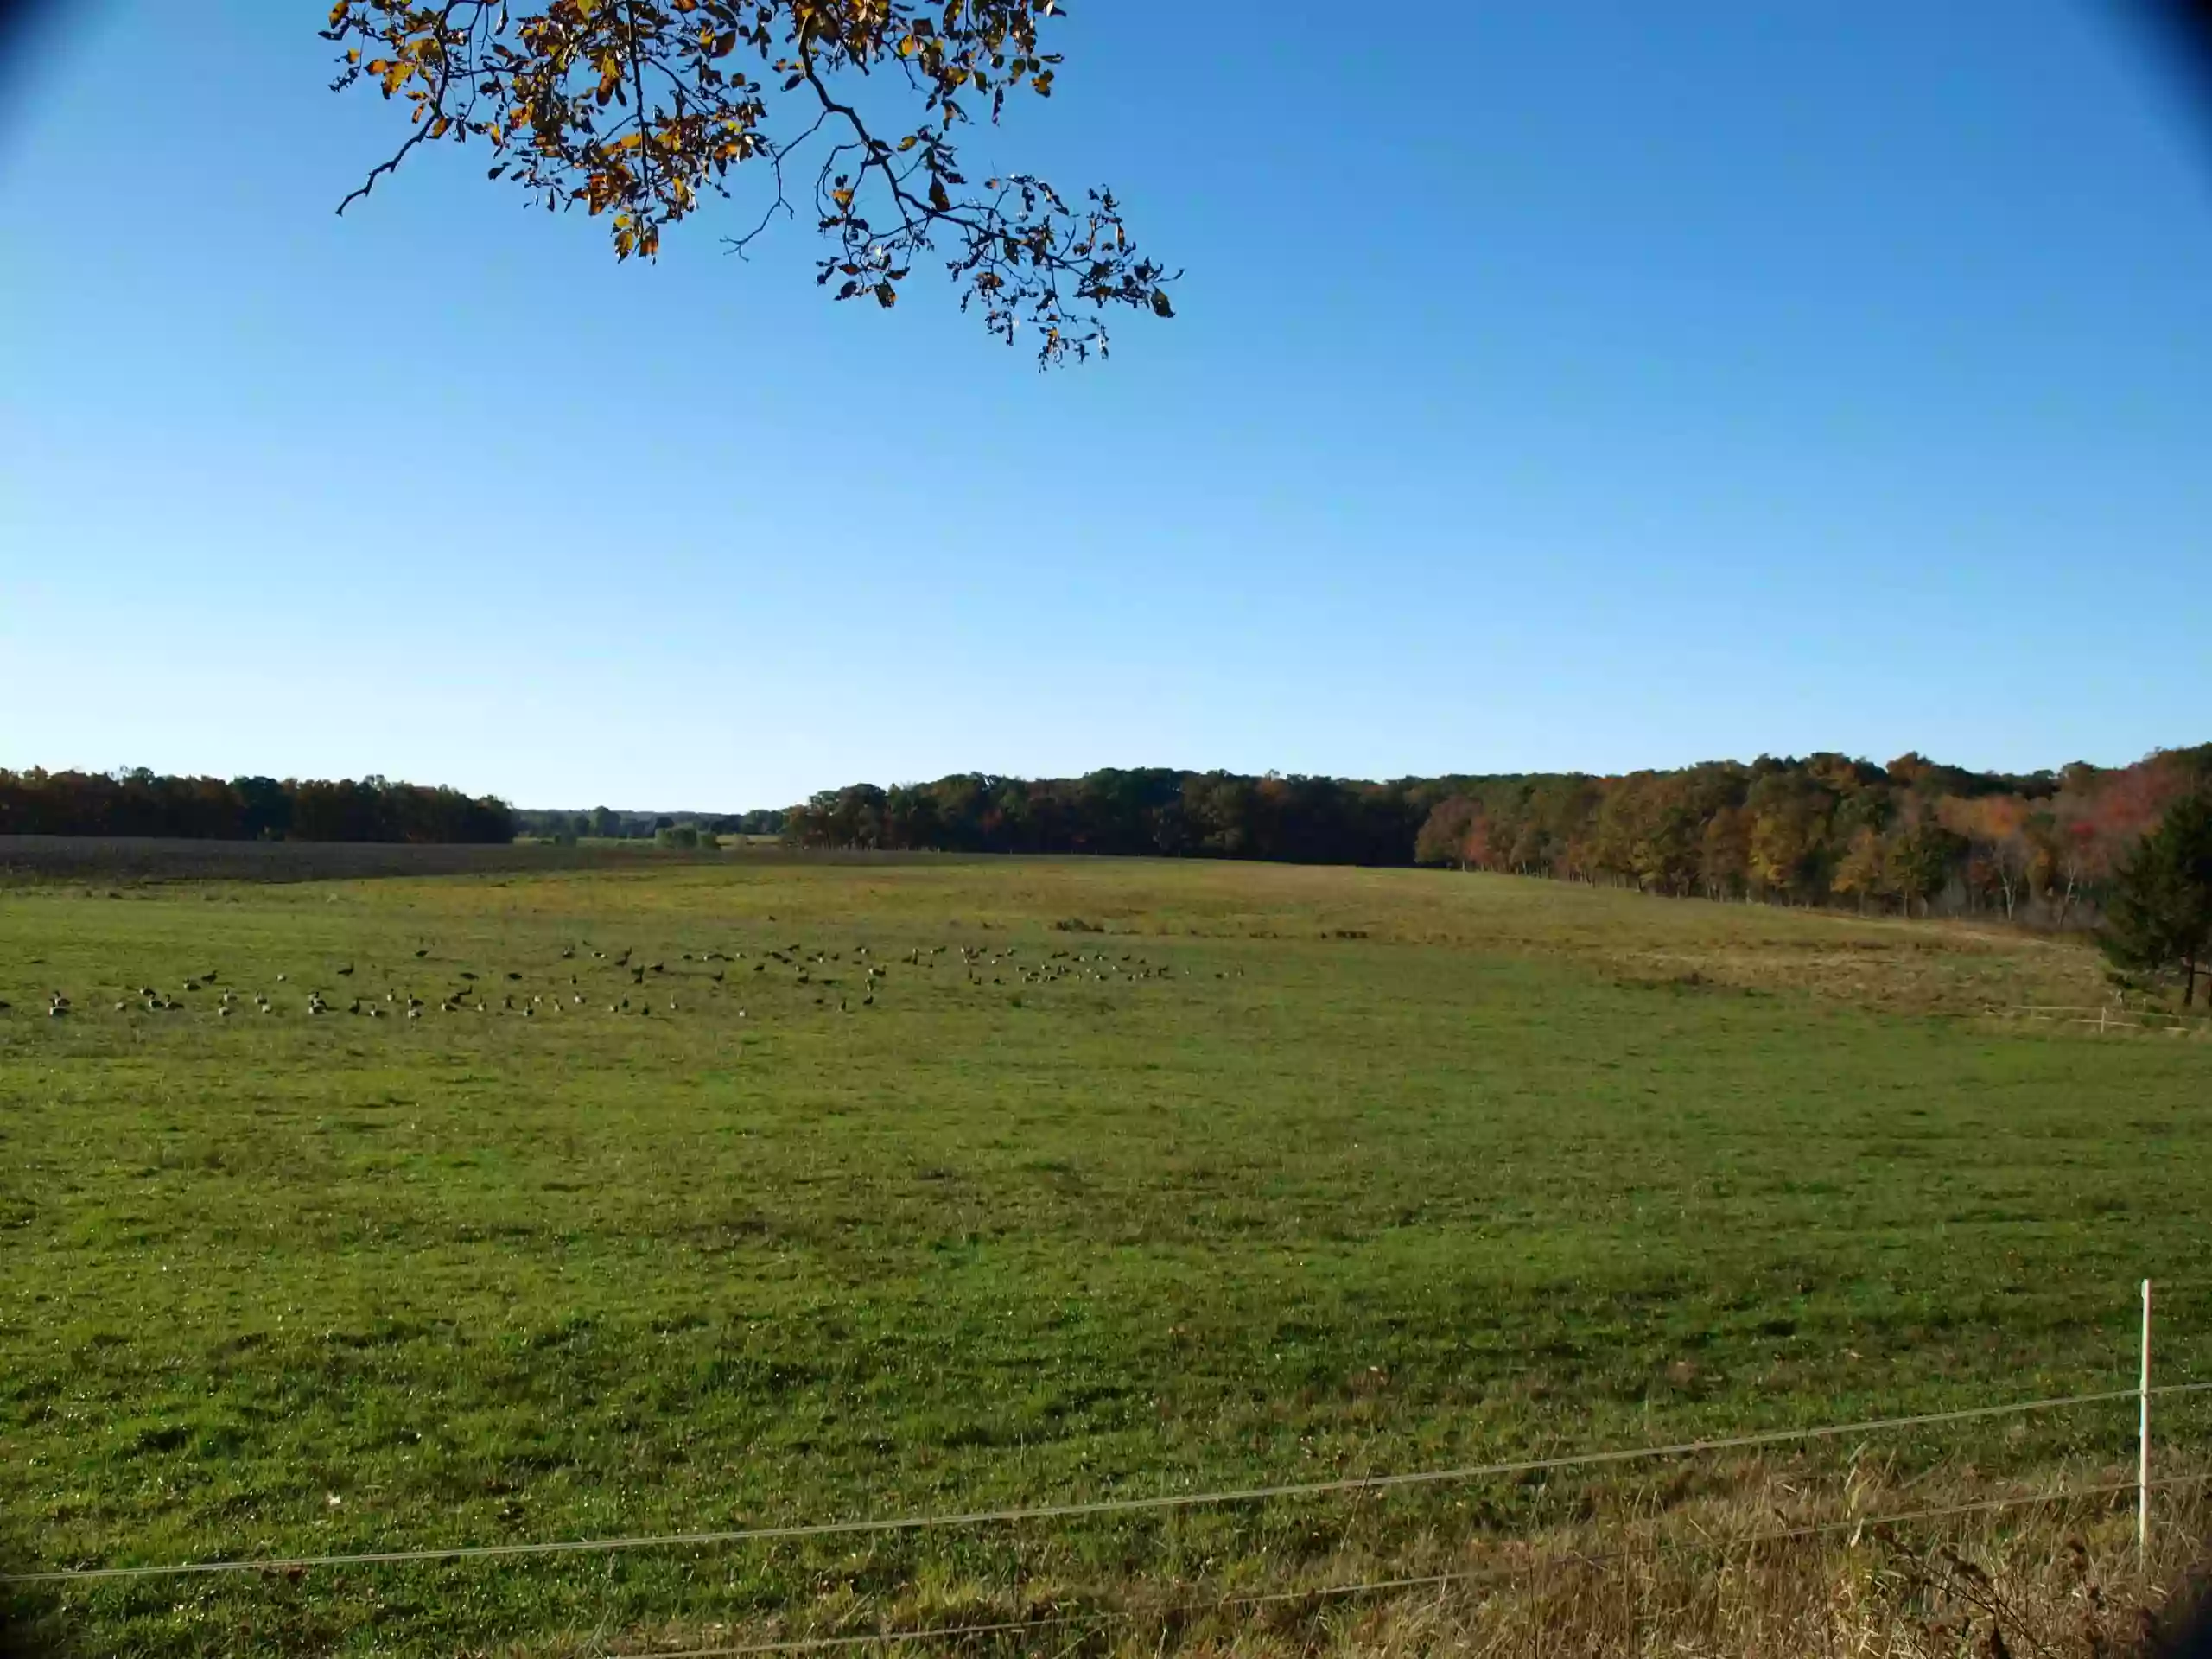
3 855 2209 1655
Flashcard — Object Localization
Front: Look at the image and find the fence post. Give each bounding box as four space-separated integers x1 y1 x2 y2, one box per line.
2140 1278 2152 1567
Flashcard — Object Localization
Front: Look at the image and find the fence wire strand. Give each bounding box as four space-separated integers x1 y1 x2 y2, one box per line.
10 1381 2208 1587
632 1472 2212 1657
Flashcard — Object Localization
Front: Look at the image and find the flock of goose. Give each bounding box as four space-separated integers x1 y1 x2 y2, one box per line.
8 937 1232 1027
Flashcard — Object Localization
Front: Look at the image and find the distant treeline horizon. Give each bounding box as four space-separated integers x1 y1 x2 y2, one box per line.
512 805 788 842
0 769 515 843
784 745 2212 925
10 748 2212 929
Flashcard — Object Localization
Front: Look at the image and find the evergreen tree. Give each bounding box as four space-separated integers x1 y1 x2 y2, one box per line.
2102 791 2212 1006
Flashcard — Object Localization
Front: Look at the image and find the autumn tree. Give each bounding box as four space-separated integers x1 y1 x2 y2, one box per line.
1414 797 1479 868
2102 791 2212 1006
1942 793 2031 918
1699 805 1751 900
325 1 1176 362
1830 825 1885 915
772 748 2205 894
1745 770 1835 902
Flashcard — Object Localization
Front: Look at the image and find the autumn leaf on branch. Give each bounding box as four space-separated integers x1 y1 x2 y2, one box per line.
323 1 1178 363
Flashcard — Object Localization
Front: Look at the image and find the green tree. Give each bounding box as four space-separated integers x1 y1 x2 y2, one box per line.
1887 820 1963 920
2101 791 2212 1006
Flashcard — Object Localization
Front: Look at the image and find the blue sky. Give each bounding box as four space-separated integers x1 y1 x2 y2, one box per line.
3 2 2209 810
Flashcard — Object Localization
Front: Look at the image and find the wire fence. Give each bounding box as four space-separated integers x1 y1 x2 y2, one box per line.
10 1380 2209 1588
601 1474 2212 1659
10 1276 2212 1659
1985 1002 2211 1033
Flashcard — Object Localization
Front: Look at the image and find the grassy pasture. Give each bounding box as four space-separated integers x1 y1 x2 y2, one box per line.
1 855 2209 1654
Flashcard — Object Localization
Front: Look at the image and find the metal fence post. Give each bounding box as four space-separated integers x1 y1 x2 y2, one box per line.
2140 1278 2152 1567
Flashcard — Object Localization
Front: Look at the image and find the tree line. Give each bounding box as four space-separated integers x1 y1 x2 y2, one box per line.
0 769 516 843
1411 747 2212 929
785 747 2212 927
783 770 1445 866
513 806 788 843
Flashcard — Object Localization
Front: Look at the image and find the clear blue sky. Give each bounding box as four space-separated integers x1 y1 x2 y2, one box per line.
3 2 2209 810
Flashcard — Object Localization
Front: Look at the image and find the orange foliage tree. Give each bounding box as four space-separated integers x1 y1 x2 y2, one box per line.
324 0 1177 362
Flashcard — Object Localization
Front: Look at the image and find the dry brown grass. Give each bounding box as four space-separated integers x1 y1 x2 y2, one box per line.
549 1463 2210 1658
